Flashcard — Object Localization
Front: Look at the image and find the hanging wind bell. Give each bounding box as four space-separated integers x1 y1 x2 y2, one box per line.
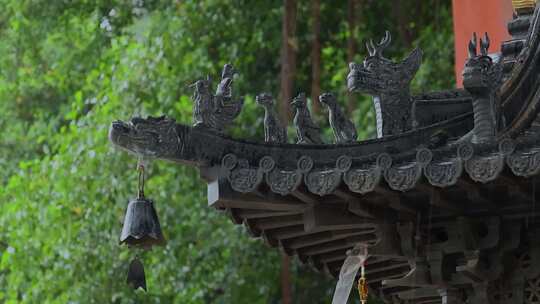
120 161 166 291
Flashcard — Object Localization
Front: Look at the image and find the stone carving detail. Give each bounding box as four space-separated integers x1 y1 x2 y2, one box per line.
347 31 423 137
344 153 392 194
344 167 383 194
462 33 504 144
425 159 463 187
462 139 512 183
425 146 464 187
465 154 505 183
266 169 302 196
319 93 357 143
385 162 423 192
190 64 244 131
385 150 430 191
222 155 263 193
499 138 516 156
256 93 287 143
297 156 314 173
222 153 238 170
228 159 263 193
305 169 342 196
292 93 323 144
336 155 352 172
458 143 475 161
377 153 393 170
416 148 433 165
259 156 276 173
507 148 540 177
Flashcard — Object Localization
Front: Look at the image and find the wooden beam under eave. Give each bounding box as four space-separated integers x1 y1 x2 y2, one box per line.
326 259 410 279
265 225 310 241
232 208 302 220
250 214 304 230
303 203 380 232
208 179 307 211
362 265 411 284
373 185 419 214
455 178 497 208
282 228 376 250
291 184 322 205
311 248 351 264
332 186 379 218
296 234 377 256
416 183 464 214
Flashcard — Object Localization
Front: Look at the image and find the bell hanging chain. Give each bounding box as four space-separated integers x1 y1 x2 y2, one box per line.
137 159 145 199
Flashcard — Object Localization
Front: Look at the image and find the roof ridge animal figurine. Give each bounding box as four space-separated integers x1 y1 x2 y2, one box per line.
292 92 323 144
461 32 504 144
256 93 287 144
190 64 244 132
319 92 358 144
347 31 422 138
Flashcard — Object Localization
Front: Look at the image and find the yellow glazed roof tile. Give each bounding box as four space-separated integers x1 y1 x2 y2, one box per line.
513 0 537 13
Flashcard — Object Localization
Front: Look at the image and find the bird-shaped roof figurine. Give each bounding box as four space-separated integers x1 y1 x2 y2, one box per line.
292 92 323 144
256 93 287 144
190 64 244 132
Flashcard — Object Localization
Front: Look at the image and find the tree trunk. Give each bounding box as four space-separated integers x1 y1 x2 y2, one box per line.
347 0 359 111
279 2 296 301
310 0 322 114
278 0 298 124
281 254 293 304
393 0 413 46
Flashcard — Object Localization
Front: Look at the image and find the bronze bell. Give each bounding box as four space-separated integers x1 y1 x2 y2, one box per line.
120 197 166 249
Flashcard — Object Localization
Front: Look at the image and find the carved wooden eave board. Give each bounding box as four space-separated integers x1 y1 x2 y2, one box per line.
110 4 540 304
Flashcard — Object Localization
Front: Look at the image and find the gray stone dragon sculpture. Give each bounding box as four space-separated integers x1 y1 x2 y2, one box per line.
347 31 423 138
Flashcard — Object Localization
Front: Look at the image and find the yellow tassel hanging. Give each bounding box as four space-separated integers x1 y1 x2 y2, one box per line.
358 261 368 304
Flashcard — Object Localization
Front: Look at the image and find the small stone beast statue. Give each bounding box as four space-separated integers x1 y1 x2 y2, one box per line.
319 92 357 144
190 64 244 132
462 32 503 144
292 93 322 144
256 93 287 143
347 31 422 138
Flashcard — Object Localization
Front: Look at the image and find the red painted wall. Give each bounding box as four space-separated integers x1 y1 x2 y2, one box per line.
452 0 514 87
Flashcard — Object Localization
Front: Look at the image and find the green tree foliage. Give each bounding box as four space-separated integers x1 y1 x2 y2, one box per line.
0 0 454 302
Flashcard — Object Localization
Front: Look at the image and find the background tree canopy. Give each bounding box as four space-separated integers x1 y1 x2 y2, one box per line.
0 0 454 303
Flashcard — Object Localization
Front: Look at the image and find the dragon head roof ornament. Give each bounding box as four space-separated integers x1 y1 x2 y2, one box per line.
461 32 504 143
347 31 423 137
109 116 181 159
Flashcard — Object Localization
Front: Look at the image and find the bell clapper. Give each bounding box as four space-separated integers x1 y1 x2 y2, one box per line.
127 252 147 291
